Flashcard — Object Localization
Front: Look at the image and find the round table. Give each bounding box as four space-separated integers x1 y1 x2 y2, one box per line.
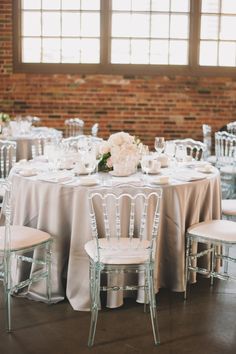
1 127 62 161
10 165 221 311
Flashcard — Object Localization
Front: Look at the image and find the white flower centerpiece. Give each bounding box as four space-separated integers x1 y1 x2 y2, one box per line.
98 131 142 176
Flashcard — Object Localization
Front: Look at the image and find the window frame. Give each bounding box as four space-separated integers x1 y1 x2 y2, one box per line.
12 0 236 76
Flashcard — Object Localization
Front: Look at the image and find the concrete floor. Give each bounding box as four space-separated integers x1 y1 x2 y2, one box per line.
0 273 235 354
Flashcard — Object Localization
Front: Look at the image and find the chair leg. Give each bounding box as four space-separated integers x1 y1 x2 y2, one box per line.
144 268 149 313
210 244 215 286
4 253 12 332
4 288 11 332
147 266 160 345
184 237 191 300
223 245 229 274
46 241 52 303
88 264 101 347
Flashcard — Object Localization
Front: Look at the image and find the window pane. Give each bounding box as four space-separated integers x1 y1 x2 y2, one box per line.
42 0 60 10
22 0 41 10
131 14 150 38
222 0 236 14
81 39 100 63
131 0 150 11
81 13 100 37
112 0 132 11
42 38 61 63
42 13 61 37
220 16 236 40
61 39 80 63
151 14 169 38
22 11 41 36
169 40 188 64
219 42 236 66
151 0 170 12
200 15 219 39
61 0 81 10
131 40 149 64
150 40 169 64
111 39 130 63
199 41 218 65
81 0 100 10
201 0 220 13
171 0 189 12
22 38 41 62
62 13 80 37
170 14 189 39
112 14 131 37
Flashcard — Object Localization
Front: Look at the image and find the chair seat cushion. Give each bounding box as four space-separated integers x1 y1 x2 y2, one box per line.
0 225 52 251
220 165 236 175
84 238 152 265
222 199 236 216
187 220 236 244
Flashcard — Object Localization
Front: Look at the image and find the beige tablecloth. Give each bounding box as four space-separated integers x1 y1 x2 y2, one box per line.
10 170 221 311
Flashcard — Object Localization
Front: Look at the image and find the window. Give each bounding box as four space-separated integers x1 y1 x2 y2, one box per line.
111 0 190 65
200 0 236 67
13 0 236 75
21 0 100 64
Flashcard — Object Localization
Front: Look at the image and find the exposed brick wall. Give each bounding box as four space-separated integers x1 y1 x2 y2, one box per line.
1 1 236 147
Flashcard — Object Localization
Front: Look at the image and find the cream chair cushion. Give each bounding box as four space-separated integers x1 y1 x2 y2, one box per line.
222 199 236 217
187 220 236 244
0 225 52 251
85 238 152 265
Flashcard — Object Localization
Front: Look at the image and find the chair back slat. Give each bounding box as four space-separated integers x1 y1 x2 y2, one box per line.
88 185 162 263
171 138 206 161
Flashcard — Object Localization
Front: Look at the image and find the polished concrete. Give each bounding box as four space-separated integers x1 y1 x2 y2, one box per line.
0 273 236 354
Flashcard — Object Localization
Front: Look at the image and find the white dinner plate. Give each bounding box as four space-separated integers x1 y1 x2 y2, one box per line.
79 178 100 186
151 177 170 185
109 171 134 177
195 167 214 174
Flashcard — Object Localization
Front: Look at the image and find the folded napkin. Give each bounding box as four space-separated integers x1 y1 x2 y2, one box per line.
37 171 73 183
110 176 142 186
174 169 206 182
19 168 38 177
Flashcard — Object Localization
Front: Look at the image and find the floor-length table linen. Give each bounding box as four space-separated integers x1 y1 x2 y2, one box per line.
10 170 221 311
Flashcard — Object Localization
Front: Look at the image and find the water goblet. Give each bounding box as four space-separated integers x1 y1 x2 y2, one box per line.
155 137 165 156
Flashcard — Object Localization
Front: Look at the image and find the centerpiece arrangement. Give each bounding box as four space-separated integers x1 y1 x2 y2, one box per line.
98 131 143 175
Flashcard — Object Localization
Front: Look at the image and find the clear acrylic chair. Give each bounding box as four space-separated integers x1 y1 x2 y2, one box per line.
184 219 236 300
227 121 236 135
64 118 84 137
0 140 16 179
84 185 162 346
172 138 206 161
0 140 16 208
215 131 236 168
0 181 53 331
202 124 212 159
215 132 236 198
221 199 236 273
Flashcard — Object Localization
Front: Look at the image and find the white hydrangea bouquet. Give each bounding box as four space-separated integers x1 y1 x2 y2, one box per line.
98 131 143 174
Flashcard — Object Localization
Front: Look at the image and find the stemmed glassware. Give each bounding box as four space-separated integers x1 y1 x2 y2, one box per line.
164 141 176 168
154 137 165 155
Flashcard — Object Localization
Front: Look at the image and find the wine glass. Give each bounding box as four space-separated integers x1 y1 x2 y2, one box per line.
155 137 165 155
164 141 176 168
141 154 154 180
